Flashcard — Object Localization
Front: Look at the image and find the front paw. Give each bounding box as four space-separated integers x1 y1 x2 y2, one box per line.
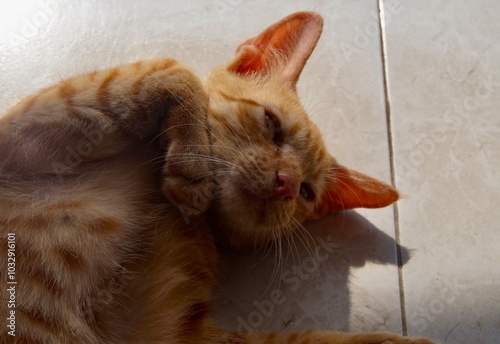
351 332 437 344
161 143 215 217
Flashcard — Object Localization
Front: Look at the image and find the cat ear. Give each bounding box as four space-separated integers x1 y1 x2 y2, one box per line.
311 165 399 219
227 11 323 86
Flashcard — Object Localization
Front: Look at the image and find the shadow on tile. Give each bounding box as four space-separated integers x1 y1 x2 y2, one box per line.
213 210 409 332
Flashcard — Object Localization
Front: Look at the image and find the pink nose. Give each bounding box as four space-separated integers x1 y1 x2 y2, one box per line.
271 172 297 200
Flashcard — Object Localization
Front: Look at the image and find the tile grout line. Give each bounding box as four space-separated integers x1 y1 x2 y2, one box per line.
377 0 407 336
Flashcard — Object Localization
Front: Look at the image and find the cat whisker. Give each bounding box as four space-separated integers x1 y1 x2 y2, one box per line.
152 122 211 145
166 157 246 177
269 228 285 292
295 219 325 288
283 223 300 286
285 222 301 259
291 218 316 261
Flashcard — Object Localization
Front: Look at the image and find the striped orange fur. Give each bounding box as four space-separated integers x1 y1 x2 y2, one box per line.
0 12 432 344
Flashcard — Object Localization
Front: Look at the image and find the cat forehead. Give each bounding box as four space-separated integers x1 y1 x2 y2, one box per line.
206 68 310 122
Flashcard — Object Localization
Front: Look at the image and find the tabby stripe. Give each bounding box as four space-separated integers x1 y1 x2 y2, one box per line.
179 301 211 336
131 60 178 117
89 217 122 234
22 268 64 296
151 58 177 73
0 215 50 229
57 247 86 272
131 72 153 103
58 79 77 101
304 129 311 142
16 243 65 296
66 100 98 129
288 123 301 136
96 67 120 115
311 167 322 181
18 307 63 336
217 90 261 108
314 150 324 164
58 80 83 129
58 70 116 143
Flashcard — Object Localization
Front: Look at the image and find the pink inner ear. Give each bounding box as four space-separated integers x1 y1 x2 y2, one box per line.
227 12 323 85
313 166 399 218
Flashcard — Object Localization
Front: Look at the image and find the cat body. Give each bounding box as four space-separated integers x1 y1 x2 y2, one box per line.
0 12 434 344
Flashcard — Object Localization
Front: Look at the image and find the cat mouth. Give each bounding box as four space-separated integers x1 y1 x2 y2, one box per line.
237 186 269 223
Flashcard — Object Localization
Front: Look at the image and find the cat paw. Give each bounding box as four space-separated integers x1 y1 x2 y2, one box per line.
351 332 437 344
161 142 215 217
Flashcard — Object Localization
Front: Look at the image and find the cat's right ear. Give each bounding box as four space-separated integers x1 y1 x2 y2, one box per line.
226 11 323 87
310 165 399 220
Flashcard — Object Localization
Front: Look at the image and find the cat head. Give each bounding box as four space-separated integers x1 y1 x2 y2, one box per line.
205 12 398 249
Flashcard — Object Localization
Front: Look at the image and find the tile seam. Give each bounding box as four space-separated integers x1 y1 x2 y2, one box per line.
377 0 407 336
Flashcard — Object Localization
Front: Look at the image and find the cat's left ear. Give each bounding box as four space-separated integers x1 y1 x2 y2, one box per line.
227 11 323 87
311 165 399 220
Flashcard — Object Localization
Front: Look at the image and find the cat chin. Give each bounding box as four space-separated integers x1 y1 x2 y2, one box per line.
209 189 297 250
223 183 295 223
210 216 292 251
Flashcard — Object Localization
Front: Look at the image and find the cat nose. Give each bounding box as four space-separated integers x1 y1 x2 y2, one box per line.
271 172 297 200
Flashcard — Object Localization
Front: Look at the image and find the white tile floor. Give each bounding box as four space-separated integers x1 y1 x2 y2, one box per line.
1 1 499 343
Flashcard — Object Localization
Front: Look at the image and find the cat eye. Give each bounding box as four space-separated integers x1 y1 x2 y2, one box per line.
299 183 315 201
264 110 283 145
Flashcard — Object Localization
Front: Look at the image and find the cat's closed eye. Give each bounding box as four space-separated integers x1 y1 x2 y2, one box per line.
264 110 283 146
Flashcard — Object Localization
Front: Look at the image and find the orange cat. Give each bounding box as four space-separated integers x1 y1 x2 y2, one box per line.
0 12 435 344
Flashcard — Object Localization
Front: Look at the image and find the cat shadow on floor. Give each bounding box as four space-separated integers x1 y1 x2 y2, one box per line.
213 210 411 333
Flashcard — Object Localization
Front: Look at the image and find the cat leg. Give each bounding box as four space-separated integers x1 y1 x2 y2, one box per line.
0 58 215 215
221 331 437 344
158 72 215 217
